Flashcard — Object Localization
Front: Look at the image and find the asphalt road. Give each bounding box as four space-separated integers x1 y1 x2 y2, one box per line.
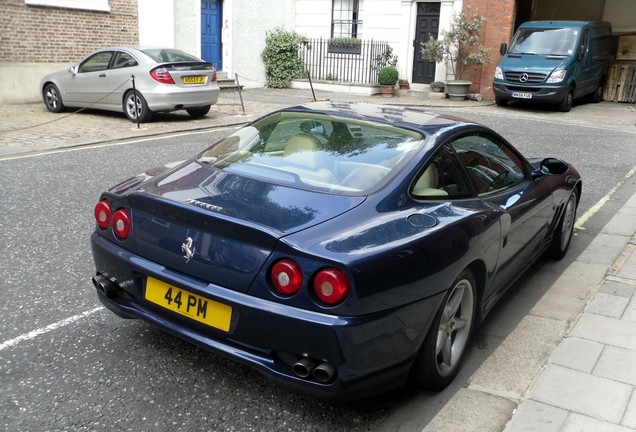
1 111 635 431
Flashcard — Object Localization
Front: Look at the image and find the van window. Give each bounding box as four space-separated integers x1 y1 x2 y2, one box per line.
509 27 578 56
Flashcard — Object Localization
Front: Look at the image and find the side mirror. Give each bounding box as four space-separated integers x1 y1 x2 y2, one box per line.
499 43 508 56
577 47 584 61
532 158 568 178
68 65 78 74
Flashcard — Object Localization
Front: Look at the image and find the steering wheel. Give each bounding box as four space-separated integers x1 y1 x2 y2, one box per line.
489 171 509 189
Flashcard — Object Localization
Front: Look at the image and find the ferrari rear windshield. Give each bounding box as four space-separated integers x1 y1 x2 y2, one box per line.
197 110 426 194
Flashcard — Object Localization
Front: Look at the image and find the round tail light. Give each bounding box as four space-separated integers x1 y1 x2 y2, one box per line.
111 208 131 239
94 200 111 229
314 268 350 305
270 259 303 296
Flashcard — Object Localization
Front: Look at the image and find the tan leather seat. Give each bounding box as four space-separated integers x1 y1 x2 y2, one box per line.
283 134 337 185
412 164 448 196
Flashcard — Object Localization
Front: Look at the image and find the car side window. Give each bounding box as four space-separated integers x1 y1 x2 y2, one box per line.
450 133 526 196
78 51 114 73
411 145 472 199
111 52 138 69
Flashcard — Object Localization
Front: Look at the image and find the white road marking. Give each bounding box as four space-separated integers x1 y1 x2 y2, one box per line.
0 306 104 351
575 165 636 229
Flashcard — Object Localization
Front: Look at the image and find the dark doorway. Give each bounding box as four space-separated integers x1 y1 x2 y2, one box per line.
412 2 440 84
201 0 222 69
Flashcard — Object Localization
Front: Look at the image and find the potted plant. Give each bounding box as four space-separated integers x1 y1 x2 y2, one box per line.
420 8 489 100
328 37 362 54
378 67 399 97
399 79 410 90
430 81 445 92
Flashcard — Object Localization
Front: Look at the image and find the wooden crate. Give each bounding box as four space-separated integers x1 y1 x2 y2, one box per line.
604 64 636 102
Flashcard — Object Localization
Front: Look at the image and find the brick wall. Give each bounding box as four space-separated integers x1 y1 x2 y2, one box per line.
0 0 138 63
463 0 516 100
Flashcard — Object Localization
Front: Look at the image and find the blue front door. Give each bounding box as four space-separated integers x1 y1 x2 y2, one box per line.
201 0 222 69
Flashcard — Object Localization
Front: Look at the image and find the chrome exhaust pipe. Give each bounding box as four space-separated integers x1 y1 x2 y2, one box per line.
91 275 120 298
313 362 336 383
292 357 318 378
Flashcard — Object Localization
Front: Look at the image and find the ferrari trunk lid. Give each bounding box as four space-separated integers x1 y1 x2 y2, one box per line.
124 162 364 292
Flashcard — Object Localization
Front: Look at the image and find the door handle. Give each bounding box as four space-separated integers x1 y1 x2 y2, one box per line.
99 73 106 78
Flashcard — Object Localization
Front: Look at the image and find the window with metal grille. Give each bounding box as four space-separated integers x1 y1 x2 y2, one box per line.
331 0 363 38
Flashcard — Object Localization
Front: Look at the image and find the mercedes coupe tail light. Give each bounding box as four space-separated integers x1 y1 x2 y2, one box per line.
150 67 175 84
270 259 303 296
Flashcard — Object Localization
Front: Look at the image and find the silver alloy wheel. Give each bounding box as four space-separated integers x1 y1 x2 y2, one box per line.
435 277 475 377
45 86 60 110
125 93 142 119
560 193 576 251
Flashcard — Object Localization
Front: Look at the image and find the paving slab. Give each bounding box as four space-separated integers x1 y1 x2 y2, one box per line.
550 337 604 373
572 313 636 350
421 388 516 432
530 364 632 423
504 400 569 432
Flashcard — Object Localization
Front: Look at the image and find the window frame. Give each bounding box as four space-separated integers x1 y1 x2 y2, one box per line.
77 51 114 73
448 131 530 197
331 0 363 39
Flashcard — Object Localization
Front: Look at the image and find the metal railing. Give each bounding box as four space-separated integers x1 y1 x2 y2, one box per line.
299 38 390 85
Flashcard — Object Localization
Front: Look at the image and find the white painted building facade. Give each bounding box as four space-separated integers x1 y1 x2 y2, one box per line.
137 0 464 90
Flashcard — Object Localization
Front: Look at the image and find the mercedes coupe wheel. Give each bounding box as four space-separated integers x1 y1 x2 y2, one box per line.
124 91 153 123
43 84 65 113
186 105 211 118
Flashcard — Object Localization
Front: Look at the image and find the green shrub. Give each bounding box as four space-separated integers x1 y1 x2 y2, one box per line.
262 28 309 88
375 47 398 69
378 67 399 85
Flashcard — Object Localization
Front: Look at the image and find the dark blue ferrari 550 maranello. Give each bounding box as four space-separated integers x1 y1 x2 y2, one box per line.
91 102 580 401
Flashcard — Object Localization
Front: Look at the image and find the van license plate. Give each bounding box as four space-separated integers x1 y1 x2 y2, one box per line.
512 92 532 99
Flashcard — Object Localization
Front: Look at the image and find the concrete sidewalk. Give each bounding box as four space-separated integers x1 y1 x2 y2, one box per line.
1 87 635 431
423 192 636 431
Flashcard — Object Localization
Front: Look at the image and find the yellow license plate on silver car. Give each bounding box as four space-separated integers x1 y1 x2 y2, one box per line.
145 277 232 331
183 75 206 84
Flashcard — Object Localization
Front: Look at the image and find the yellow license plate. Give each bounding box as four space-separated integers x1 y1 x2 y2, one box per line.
145 277 232 332
183 75 206 84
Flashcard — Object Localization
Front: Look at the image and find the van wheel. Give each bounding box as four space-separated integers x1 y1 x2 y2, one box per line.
591 81 604 103
558 89 573 112
495 97 507 107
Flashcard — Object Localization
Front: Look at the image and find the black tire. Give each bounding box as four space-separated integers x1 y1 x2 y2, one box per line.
549 189 578 260
558 88 574 112
591 81 604 103
411 269 476 390
43 83 65 113
495 97 507 107
124 91 153 123
186 105 211 118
